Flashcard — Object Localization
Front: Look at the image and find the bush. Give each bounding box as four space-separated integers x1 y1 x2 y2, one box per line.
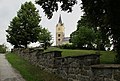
59 43 97 50
0 44 7 53
59 44 76 49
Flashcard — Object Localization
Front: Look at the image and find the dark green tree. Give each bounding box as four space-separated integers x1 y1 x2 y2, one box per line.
6 17 21 48
70 15 110 50
35 0 77 19
70 26 96 49
6 1 41 48
81 0 120 62
38 27 52 50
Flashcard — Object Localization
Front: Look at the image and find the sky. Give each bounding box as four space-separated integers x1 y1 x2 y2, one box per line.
0 0 83 50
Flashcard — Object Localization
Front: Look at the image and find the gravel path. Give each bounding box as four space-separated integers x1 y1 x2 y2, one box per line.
0 54 26 81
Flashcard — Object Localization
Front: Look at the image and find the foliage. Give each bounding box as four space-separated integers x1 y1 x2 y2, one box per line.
70 26 96 49
59 43 75 49
81 0 120 63
6 1 41 48
38 28 52 49
6 52 67 81
35 0 77 19
0 44 7 53
71 15 111 50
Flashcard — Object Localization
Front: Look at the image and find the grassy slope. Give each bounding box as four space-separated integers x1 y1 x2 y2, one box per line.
100 51 116 64
45 47 116 64
6 53 67 81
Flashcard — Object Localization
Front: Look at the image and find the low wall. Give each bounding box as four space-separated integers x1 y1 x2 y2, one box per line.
13 48 120 81
91 64 120 81
54 54 100 81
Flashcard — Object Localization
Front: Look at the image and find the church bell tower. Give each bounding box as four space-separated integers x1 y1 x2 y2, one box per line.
56 15 65 46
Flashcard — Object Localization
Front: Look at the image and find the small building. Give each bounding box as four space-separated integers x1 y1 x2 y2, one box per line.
62 37 70 44
56 15 70 46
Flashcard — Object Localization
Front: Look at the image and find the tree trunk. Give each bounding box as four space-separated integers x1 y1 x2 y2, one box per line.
25 44 27 48
44 42 47 50
24 41 27 48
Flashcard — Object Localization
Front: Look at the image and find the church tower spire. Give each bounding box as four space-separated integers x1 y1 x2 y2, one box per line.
58 14 62 24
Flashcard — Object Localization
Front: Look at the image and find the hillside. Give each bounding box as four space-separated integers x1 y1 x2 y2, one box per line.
45 47 116 64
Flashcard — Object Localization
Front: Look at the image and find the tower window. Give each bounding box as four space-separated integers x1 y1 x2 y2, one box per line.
58 39 60 41
58 34 60 37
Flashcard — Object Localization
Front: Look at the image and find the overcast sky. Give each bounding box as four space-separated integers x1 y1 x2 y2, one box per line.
0 0 83 49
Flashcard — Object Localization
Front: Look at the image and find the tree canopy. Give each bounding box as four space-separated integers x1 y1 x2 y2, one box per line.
6 1 41 48
70 26 96 49
38 27 52 49
35 0 77 19
81 0 120 62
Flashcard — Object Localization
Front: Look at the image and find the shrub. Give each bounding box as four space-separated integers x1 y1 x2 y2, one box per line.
0 44 7 53
59 44 76 49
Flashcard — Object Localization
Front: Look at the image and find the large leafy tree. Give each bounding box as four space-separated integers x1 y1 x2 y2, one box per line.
38 27 52 50
74 16 110 50
81 0 120 62
70 26 96 49
6 17 21 48
6 1 41 48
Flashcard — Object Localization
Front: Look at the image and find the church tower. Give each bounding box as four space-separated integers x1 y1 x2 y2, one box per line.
56 15 65 46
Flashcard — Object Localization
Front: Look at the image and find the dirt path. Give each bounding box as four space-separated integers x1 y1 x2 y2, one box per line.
0 54 26 81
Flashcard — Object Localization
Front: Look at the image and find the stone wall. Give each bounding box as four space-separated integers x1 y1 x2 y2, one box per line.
54 54 100 81
13 48 120 81
91 64 120 81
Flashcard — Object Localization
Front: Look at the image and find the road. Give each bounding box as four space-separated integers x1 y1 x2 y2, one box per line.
0 54 26 81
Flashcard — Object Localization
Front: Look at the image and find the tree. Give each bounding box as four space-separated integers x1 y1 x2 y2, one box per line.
38 27 52 49
81 0 120 63
35 0 77 19
6 1 41 48
6 17 21 48
70 15 110 50
70 26 96 49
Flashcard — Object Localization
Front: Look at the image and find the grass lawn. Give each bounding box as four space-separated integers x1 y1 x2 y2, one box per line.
6 52 67 81
45 47 116 64
100 51 116 64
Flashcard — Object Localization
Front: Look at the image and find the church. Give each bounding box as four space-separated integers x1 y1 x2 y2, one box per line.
56 15 70 46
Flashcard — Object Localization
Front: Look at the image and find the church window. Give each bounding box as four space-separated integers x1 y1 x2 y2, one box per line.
58 39 60 41
58 34 60 37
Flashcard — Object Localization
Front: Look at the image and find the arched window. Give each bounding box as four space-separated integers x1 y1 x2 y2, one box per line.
58 39 60 41
58 34 60 37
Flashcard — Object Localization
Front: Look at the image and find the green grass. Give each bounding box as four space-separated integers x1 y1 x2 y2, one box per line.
45 47 97 56
100 51 116 64
45 47 116 64
6 52 67 81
